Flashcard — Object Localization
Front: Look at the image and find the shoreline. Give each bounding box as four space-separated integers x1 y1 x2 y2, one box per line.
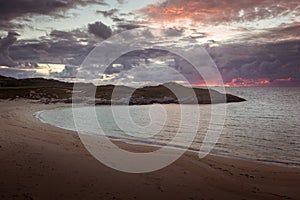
35 104 300 169
1 99 300 199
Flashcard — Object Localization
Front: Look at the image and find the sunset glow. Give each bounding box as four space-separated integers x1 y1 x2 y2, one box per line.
0 0 299 86
224 77 293 87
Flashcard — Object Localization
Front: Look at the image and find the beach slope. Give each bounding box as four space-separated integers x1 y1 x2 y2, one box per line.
0 100 299 200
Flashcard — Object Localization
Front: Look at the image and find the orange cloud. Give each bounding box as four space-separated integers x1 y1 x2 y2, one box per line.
226 78 270 87
273 77 292 82
224 77 293 87
142 1 223 24
141 0 299 25
191 77 294 87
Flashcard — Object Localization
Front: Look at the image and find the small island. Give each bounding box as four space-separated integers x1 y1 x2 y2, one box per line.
0 75 246 105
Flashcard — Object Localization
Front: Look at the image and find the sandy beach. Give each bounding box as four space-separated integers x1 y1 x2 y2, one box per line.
0 100 299 200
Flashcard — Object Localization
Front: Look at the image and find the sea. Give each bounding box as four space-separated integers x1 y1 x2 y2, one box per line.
36 87 300 167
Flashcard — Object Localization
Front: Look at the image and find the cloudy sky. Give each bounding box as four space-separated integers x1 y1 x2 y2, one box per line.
0 0 299 86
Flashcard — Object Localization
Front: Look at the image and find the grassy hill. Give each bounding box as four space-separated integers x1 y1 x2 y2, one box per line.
0 76 246 104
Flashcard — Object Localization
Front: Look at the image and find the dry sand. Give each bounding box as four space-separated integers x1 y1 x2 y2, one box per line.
0 100 299 200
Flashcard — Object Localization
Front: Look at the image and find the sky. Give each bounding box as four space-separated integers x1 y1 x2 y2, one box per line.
0 0 299 86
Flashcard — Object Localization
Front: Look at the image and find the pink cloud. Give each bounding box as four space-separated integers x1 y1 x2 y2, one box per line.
141 0 299 25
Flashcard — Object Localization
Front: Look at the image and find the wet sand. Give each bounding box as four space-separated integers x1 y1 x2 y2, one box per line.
0 100 299 200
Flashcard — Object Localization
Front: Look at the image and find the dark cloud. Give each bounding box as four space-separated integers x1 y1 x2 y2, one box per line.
111 16 125 23
96 8 119 17
10 40 49 62
95 7 141 29
88 21 112 39
0 0 108 29
164 28 183 37
117 0 125 4
3 35 300 86
116 23 142 31
99 40 300 86
102 49 203 84
9 28 96 65
207 40 300 85
95 8 143 33
0 66 41 79
0 21 24 30
0 31 20 66
47 41 91 63
0 0 298 86
119 12 134 17
237 24 300 43
104 49 170 74
51 65 78 78
49 29 90 42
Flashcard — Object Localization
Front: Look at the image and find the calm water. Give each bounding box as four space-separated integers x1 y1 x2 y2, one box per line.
36 87 300 166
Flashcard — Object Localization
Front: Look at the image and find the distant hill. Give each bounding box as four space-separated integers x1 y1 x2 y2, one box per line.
0 76 246 104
